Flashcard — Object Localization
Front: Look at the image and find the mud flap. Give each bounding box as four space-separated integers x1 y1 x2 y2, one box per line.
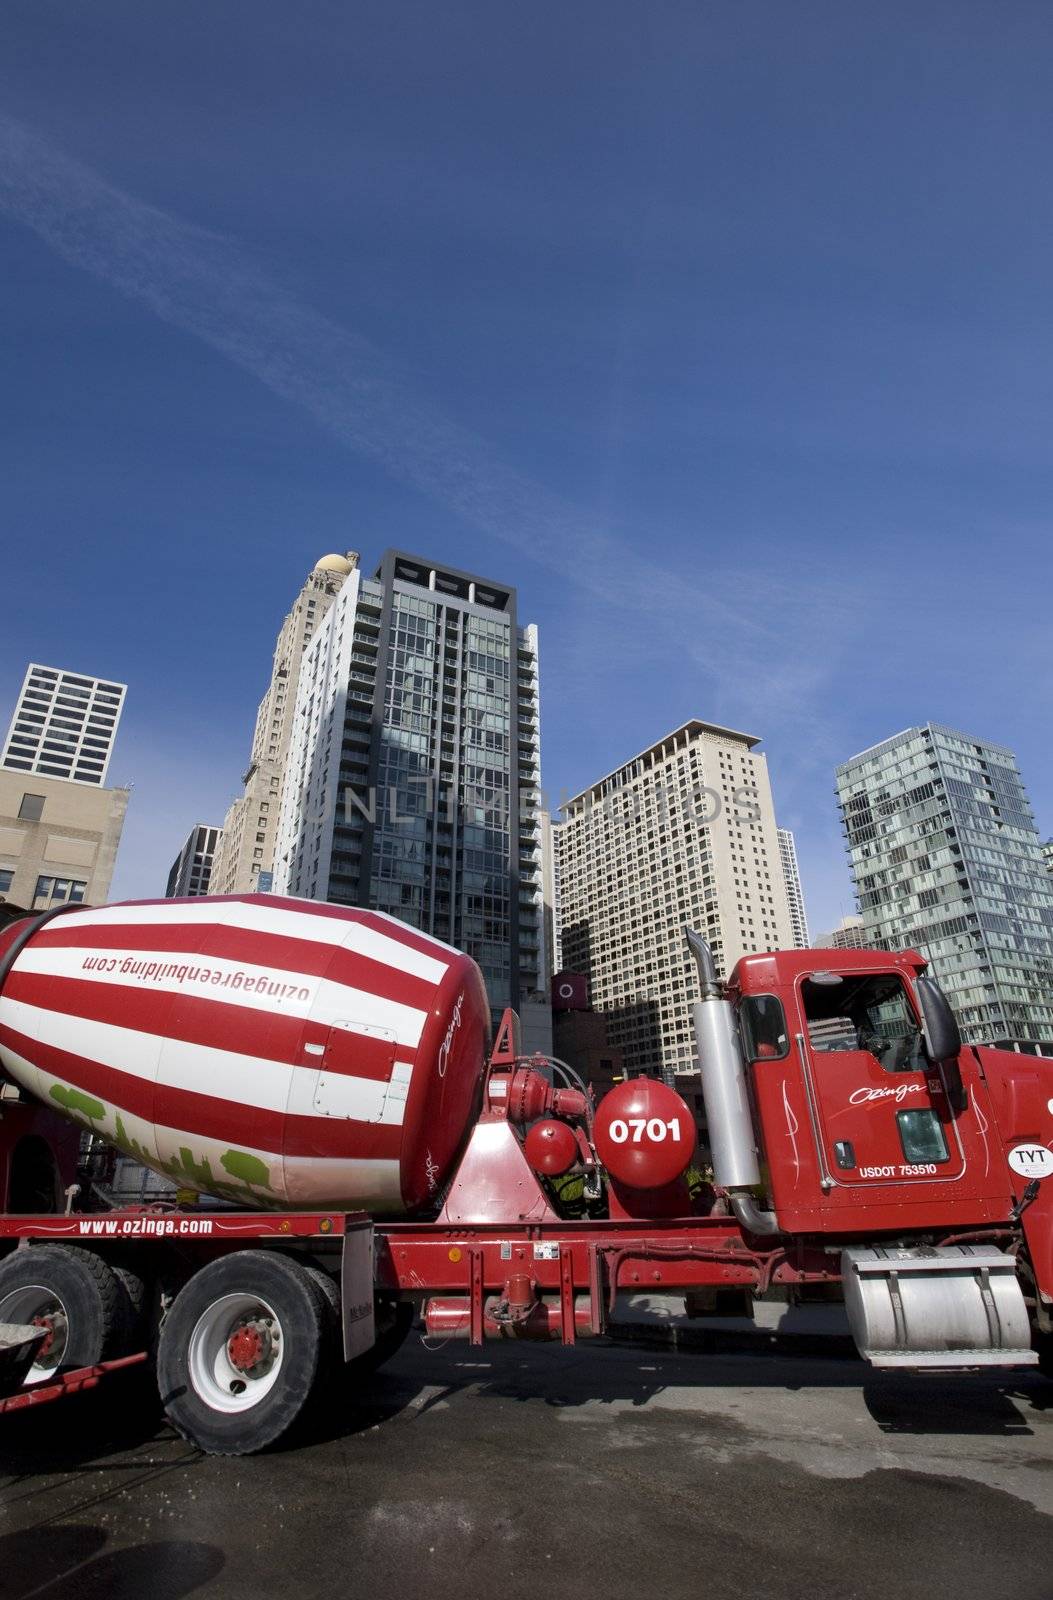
341 1218 376 1362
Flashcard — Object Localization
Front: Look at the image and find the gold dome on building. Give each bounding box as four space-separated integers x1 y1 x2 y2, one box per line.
314 553 354 575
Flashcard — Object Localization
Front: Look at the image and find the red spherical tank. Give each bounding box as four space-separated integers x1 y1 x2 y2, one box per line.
0 895 490 1215
524 1118 578 1177
593 1078 696 1189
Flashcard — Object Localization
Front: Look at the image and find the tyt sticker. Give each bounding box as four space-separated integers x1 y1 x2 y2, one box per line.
1007 1143 1053 1181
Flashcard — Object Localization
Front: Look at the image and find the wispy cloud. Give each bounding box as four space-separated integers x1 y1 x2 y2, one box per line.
0 113 856 729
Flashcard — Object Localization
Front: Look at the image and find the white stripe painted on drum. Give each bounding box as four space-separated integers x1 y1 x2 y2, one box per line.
315 1071 406 1126
17 1054 163 1167
0 1036 52 1113
13 944 322 1017
0 997 407 1127
382 1060 414 1111
366 907 464 958
0 1045 403 1210
232 899 450 983
52 899 449 984
11 945 428 1048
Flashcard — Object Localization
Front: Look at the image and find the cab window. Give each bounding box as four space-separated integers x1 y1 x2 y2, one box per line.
897 1108 949 1164
738 994 789 1061
801 973 926 1073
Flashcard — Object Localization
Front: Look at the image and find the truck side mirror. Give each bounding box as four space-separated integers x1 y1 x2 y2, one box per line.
916 975 961 1062
916 974 966 1112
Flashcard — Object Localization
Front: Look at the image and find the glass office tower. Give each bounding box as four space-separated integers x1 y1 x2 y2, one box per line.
836 724 1053 1050
274 552 545 1019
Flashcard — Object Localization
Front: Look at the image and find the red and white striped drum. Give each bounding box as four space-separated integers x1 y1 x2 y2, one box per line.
0 895 490 1213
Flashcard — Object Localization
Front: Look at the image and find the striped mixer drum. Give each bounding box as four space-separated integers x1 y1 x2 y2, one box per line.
0 895 491 1212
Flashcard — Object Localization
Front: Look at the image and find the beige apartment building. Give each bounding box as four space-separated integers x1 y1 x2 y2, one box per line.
0 770 128 912
813 914 868 950
556 720 795 1082
210 553 358 895
777 826 810 947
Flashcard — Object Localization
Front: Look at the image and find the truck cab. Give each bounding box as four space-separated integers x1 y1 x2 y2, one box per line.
728 948 1020 1235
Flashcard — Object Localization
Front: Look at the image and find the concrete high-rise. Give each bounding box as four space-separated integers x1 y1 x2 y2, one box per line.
273 551 546 1024
777 827 809 948
0 773 128 912
0 664 129 911
837 724 1053 1049
813 914 868 950
166 823 223 898
1 664 126 786
539 810 561 981
555 720 795 1082
210 554 358 896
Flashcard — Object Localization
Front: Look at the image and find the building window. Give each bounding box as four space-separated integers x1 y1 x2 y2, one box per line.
0 869 13 895
18 793 46 821
33 876 87 906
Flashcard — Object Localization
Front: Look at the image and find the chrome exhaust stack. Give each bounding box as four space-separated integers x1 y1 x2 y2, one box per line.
685 929 781 1236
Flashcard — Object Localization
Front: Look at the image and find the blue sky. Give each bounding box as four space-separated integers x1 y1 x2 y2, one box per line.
1 1 1051 935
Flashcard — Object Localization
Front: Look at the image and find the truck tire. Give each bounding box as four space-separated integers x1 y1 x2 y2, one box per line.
301 1265 344 1392
301 1268 414 1387
0 1244 124 1382
156 1251 327 1455
112 1262 151 1351
302 1267 413 1379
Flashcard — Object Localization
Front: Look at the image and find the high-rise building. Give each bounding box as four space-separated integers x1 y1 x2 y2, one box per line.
166 823 223 898
0 664 129 911
1044 839 1053 880
210 554 358 896
273 551 545 1022
836 724 1053 1049
777 827 809 948
540 810 561 980
1 664 126 786
555 720 795 1082
813 913 868 950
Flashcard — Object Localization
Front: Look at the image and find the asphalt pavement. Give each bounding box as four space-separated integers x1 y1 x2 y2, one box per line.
2 1337 1051 1600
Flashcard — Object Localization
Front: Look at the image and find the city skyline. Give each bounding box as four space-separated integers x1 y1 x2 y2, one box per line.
1 634 1050 1011
2 627 1043 947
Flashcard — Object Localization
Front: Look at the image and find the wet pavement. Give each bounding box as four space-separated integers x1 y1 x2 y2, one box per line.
2 1338 1051 1600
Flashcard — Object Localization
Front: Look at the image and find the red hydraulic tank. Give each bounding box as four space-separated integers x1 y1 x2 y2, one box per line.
593 1078 696 1189
0 895 490 1214
524 1118 579 1176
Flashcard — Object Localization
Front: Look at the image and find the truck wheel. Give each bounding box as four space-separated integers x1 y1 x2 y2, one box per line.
0 1244 124 1382
157 1251 327 1455
301 1267 413 1379
112 1263 151 1352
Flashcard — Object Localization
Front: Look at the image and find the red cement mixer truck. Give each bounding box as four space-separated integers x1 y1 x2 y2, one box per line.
0 892 1051 1454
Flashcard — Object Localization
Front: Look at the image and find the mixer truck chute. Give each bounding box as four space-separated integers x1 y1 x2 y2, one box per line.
0 893 1050 1455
